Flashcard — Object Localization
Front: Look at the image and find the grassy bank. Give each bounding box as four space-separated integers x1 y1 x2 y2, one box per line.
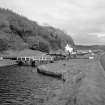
100 53 105 70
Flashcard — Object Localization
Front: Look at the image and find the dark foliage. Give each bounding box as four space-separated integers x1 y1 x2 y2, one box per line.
0 39 8 51
0 8 74 52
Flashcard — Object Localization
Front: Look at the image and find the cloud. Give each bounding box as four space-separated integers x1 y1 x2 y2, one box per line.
0 0 105 45
89 33 105 38
72 32 105 45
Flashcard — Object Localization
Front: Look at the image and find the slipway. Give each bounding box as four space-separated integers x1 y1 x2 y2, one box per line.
37 62 68 81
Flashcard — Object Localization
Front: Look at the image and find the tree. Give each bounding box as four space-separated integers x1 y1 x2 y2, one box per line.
0 39 8 51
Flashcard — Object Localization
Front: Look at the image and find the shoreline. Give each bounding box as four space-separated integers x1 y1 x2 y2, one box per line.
0 59 18 67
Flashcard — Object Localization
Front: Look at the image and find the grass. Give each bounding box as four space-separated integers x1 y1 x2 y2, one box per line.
100 53 105 70
45 55 105 105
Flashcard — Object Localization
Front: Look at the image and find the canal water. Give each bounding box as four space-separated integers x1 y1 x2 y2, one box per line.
0 65 63 105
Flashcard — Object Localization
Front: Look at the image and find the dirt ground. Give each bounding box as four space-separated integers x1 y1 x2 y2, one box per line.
0 53 105 105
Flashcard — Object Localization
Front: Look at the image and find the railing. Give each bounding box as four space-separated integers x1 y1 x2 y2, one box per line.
16 56 54 66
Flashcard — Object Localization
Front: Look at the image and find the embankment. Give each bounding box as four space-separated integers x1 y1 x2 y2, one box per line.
100 53 105 70
0 59 17 67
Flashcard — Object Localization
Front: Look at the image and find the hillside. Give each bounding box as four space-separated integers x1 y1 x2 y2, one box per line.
76 45 105 51
0 8 74 52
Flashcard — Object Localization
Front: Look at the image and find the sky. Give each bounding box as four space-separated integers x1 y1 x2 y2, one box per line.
0 0 105 45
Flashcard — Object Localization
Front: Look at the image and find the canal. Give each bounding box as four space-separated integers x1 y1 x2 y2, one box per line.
0 65 63 105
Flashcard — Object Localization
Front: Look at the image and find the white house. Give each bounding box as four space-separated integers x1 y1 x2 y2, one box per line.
65 44 73 54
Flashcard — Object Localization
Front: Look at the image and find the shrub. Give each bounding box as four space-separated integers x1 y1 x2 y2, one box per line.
0 39 8 51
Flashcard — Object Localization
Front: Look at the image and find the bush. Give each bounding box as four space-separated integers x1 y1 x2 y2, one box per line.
0 39 8 51
29 36 50 53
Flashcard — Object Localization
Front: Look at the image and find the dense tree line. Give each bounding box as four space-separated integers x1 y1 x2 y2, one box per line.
0 8 74 52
